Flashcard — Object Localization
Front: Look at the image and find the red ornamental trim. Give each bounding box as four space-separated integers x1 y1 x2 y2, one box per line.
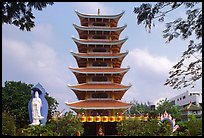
101 116 108 122
87 116 94 122
81 116 86 122
109 116 115 122
116 116 122 122
94 116 101 122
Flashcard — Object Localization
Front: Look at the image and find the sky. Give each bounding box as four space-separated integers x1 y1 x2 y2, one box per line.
2 2 202 112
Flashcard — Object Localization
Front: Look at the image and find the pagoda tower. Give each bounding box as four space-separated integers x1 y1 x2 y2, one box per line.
66 9 132 136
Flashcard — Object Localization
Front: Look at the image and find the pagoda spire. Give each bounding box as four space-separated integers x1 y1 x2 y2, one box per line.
98 8 100 15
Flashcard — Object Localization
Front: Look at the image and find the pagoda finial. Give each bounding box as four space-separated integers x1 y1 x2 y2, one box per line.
98 8 100 15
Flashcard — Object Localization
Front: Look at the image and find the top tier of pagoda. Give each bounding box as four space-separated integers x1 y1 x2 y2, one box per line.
66 10 132 117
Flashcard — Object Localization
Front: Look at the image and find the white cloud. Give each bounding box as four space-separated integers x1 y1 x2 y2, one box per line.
2 36 74 111
121 48 179 103
126 48 175 75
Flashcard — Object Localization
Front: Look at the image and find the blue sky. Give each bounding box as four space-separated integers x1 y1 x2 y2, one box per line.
2 2 202 112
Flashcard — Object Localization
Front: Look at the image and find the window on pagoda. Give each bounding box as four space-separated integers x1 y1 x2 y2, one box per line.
92 35 107 39
92 93 108 98
92 22 106 26
92 62 108 67
92 48 107 52
92 76 108 82
90 110 109 116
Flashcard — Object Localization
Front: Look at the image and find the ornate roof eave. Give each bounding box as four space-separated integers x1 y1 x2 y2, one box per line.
72 37 128 46
65 100 132 110
70 51 128 59
69 67 130 74
73 23 127 32
67 83 131 91
69 106 131 110
75 10 125 20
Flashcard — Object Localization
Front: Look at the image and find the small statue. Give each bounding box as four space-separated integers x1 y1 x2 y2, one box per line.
97 126 104 136
31 91 44 125
28 83 48 126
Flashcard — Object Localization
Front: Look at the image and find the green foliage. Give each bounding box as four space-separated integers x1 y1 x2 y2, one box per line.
116 118 173 136
2 81 33 128
116 119 145 136
129 99 181 120
45 92 59 122
22 124 58 136
2 2 54 31
2 112 16 136
185 115 202 136
174 117 202 136
2 81 59 129
129 100 154 115
134 2 202 89
56 111 84 136
155 98 181 119
127 99 202 136
21 111 84 136
174 121 189 136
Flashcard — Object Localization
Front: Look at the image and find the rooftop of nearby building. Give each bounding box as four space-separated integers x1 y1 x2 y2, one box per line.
180 102 202 111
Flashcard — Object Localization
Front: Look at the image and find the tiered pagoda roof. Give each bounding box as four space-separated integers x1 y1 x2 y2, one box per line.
69 67 129 74
75 10 125 27
72 37 128 45
72 37 128 53
71 51 128 59
66 10 132 119
66 99 132 110
69 67 129 84
68 83 131 91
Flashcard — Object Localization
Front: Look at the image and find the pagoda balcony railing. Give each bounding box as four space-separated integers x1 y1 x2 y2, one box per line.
87 82 112 84
79 115 160 122
88 52 112 54
87 39 112 41
86 98 114 100
88 66 112 68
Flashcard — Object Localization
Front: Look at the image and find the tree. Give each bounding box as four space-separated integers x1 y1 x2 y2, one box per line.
2 2 54 31
45 92 59 122
56 111 84 136
134 2 202 89
2 81 33 128
21 124 58 136
156 98 181 119
21 111 84 136
116 118 173 136
185 115 202 136
129 99 181 119
2 112 16 136
129 100 153 115
2 81 59 129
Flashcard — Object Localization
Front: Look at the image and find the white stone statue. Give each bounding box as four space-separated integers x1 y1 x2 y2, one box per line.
31 91 44 125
